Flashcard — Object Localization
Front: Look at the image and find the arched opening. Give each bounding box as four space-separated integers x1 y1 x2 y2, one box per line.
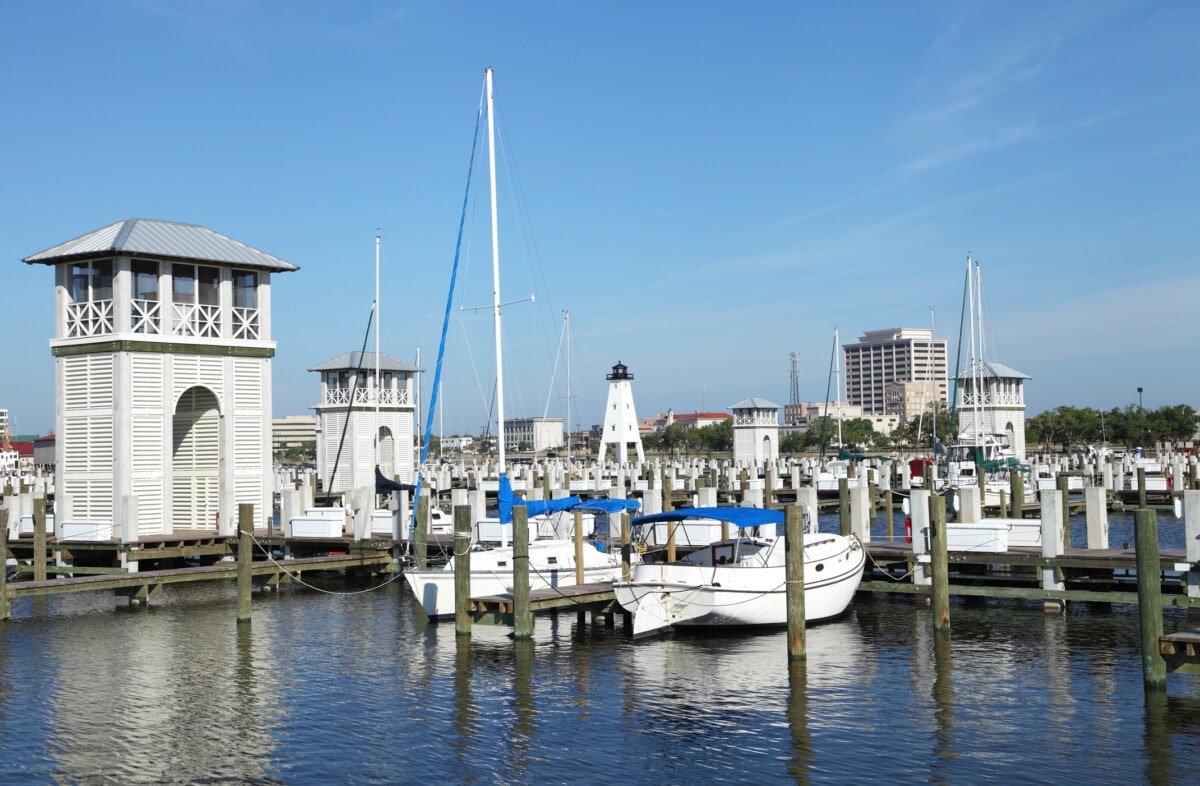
377 425 395 479
172 386 222 531
762 434 773 461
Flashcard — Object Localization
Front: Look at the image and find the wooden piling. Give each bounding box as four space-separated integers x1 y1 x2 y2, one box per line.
236 503 253 623
1057 473 1071 551
620 511 632 583
573 510 584 586
33 497 46 582
929 492 950 634
785 505 807 662
454 505 472 637
1134 508 1166 691
513 506 533 639
0 509 8 621
1138 467 1148 510
999 489 1008 519
415 493 429 569
838 478 850 537
885 490 894 541
1010 469 1023 517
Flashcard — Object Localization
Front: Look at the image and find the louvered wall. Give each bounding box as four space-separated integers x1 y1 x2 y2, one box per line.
130 354 165 535
320 410 353 492
233 358 264 523
62 355 114 520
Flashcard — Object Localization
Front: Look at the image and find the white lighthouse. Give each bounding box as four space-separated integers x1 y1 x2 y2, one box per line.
22 218 297 540
598 361 644 465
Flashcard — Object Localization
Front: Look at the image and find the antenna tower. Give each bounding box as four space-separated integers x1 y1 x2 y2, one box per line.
789 352 800 405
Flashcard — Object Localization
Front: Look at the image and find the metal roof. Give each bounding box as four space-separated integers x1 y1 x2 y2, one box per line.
730 397 781 411
308 352 422 373
956 360 1031 380
22 218 299 272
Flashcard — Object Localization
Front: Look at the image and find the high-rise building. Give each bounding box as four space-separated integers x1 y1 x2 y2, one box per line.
843 328 947 416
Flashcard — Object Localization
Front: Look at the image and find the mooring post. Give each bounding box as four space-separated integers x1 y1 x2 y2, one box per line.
1010 469 1023 518
1184 490 1200 619
1138 467 1148 510
513 506 533 639
32 496 46 582
620 511 632 582
454 505 472 637
929 492 950 634
1039 489 1066 612
785 505 807 662
1057 473 1071 551
885 490 894 541
0 509 8 621
415 493 429 570
574 510 584 586
1135 507 1166 691
999 488 1009 519
838 477 850 537
236 503 253 624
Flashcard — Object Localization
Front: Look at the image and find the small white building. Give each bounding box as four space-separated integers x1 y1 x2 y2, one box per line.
955 360 1030 460
598 361 644 464
310 351 420 494
23 218 297 538
732 397 780 465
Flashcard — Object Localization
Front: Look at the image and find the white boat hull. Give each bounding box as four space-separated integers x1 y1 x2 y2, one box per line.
405 539 626 620
613 533 864 637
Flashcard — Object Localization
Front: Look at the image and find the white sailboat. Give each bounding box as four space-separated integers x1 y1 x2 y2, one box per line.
613 507 864 638
404 68 635 620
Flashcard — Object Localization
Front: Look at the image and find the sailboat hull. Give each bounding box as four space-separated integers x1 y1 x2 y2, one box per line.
613 533 864 637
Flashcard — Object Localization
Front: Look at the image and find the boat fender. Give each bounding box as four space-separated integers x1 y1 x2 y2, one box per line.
904 517 912 544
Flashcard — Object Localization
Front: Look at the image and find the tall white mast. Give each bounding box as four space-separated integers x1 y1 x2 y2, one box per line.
486 67 506 476
966 256 977 445
374 231 381 464
834 326 843 447
564 310 571 460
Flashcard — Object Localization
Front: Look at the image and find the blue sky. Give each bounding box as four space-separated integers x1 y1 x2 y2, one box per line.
2 1 1197 438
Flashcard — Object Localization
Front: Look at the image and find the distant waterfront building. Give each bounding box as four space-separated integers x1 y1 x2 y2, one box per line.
731 397 780 464
504 417 564 453
672 412 732 430
884 380 944 422
598 361 645 464
310 352 420 494
23 218 297 538
843 328 947 416
272 415 316 454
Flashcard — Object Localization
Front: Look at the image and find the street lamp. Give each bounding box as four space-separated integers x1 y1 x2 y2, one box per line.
1137 387 1144 449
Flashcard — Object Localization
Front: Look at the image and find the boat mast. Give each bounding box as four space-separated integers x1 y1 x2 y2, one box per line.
375 231 381 466
486 66 506 476
565 310 571 461
966 256 978 448
835 326 843 448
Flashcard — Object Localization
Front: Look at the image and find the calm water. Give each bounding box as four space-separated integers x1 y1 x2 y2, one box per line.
1 510 1199 785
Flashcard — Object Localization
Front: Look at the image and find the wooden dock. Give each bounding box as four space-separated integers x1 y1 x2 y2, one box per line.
467 582 620 626
861 541 1200 608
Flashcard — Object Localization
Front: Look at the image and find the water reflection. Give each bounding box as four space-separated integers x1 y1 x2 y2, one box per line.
2 576 1200 783
787 662 812 784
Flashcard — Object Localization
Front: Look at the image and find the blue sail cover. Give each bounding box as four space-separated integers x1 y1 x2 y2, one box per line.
497 474 582 524
631 506 783 532
575 498 641 515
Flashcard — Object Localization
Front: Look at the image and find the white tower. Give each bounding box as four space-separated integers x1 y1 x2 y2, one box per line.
598 361 644 464
23 218 297 539
732 397 781 465
310 351 420 494
956 361 1030 460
